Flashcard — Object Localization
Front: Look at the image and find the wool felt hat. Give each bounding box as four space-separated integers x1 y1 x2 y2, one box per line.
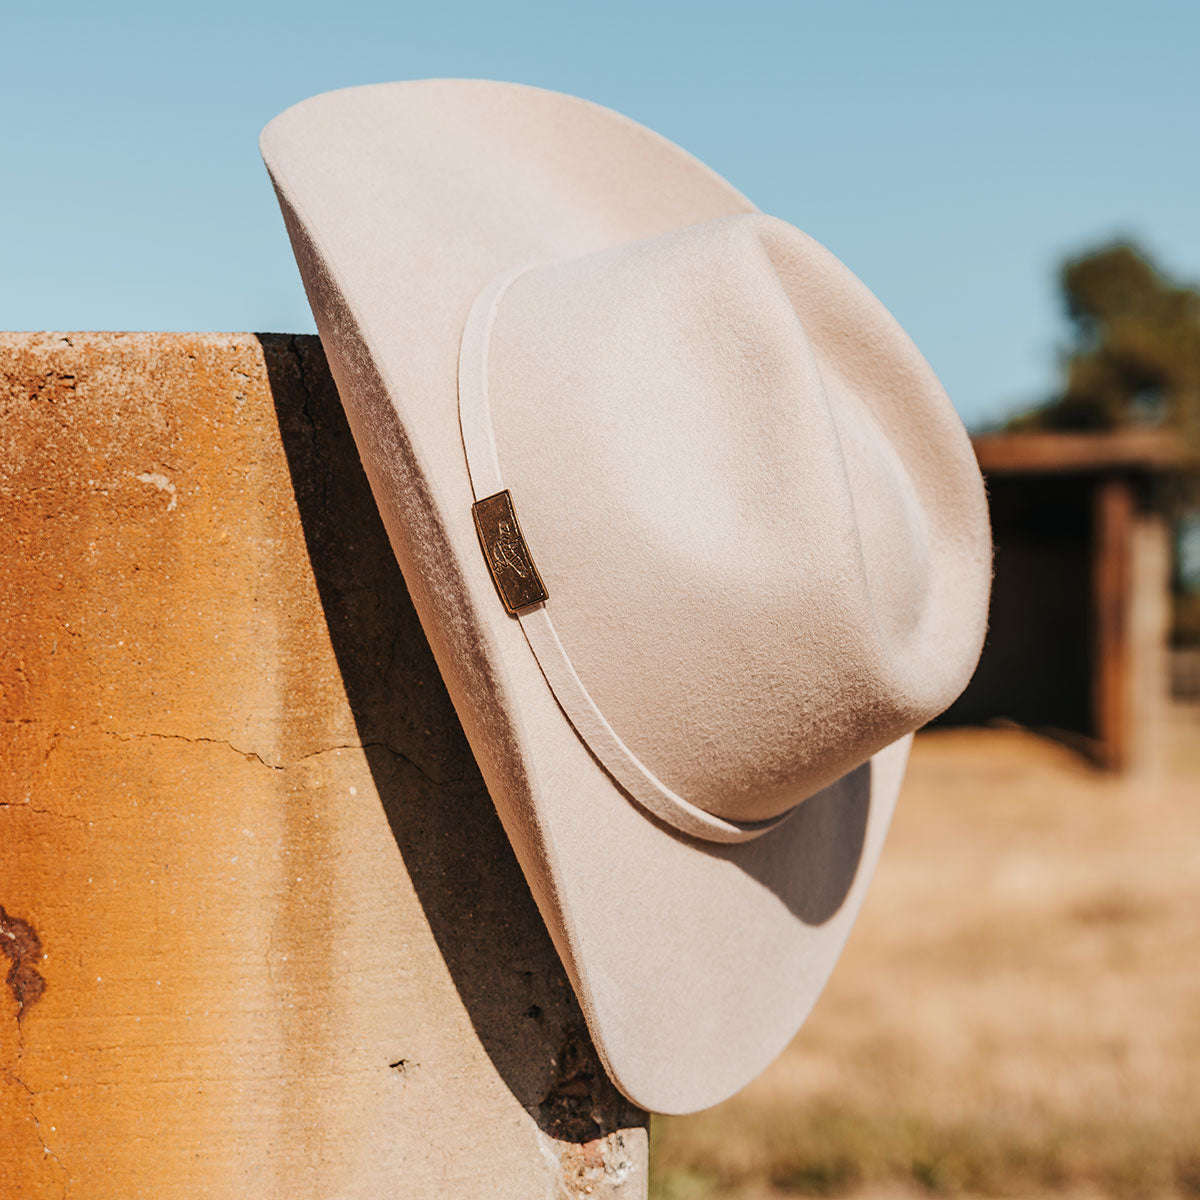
260 79 992 1115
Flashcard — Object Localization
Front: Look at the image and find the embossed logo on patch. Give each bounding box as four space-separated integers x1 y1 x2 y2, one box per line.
472 490 548 614
493 519 529 579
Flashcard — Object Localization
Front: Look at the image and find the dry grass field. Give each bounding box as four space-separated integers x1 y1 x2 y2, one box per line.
651 711 1200 1200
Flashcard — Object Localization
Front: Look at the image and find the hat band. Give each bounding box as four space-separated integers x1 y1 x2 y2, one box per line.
457 263 800 845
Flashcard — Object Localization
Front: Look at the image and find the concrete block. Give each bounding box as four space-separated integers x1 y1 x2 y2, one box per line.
0 332 648 1199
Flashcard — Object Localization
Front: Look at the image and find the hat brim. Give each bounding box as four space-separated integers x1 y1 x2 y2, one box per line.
260 78 911 1115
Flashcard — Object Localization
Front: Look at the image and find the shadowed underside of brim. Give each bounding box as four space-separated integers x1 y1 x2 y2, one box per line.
259 78 911 1114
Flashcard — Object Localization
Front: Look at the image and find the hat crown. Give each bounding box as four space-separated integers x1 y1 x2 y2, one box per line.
479 213 990 823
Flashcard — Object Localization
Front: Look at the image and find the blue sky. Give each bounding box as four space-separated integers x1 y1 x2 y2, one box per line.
3 0 1197 428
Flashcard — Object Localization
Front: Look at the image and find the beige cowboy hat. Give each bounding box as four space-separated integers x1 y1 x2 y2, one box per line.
260 79 991 1115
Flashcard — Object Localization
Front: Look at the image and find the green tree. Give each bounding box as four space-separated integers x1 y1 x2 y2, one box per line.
1013 241 1200 644
1013 240 1200 441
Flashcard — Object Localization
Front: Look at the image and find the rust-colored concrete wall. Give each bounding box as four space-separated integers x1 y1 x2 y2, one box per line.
0 333 647 1199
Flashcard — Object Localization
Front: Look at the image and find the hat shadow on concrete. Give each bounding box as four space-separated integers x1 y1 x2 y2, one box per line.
261 332 869 1131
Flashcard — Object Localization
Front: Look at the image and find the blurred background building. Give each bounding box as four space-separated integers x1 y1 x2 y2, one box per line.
943 242 1200 774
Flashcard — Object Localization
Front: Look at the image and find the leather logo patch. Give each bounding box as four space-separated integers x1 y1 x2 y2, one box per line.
472 490 548 614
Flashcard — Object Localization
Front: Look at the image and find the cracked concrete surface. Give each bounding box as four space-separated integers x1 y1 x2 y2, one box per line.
0 333 647 1200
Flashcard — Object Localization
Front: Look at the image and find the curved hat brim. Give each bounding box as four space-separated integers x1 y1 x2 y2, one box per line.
260 78 910 1115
